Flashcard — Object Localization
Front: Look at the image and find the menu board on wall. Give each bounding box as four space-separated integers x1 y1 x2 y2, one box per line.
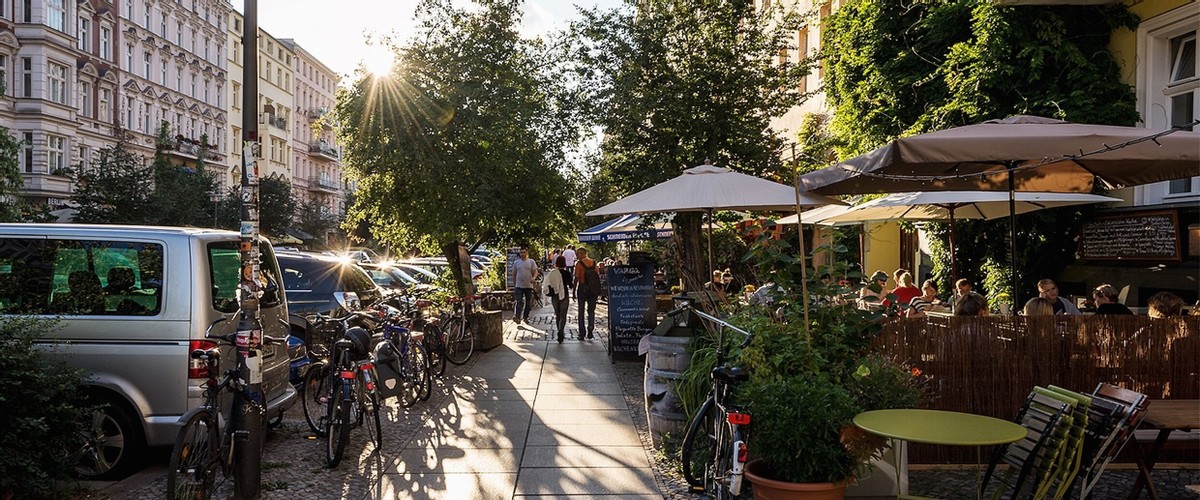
1080 210 1180 261
606 262 657 362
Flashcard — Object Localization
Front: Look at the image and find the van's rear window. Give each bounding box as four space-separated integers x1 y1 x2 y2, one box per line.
207 242 283 314
0 238 163 316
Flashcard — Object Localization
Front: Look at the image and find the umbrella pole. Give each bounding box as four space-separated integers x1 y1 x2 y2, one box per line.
1008 162 1018 310
949 211 958 283
793 161 812 344
706 207 715 281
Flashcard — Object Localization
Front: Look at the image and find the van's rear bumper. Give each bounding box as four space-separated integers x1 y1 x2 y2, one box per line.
144 384 299 446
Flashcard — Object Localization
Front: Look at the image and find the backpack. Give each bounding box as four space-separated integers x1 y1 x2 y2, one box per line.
581 261 602 298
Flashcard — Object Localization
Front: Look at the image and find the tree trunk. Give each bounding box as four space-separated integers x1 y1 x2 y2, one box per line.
441 241 475 297
672 212 705 293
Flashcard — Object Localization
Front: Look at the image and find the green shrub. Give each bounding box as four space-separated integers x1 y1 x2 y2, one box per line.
0 317 91 498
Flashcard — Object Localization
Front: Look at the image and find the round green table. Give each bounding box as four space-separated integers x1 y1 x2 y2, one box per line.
854 409 1027 499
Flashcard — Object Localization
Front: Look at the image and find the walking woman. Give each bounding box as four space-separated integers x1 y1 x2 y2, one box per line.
541 256 573 343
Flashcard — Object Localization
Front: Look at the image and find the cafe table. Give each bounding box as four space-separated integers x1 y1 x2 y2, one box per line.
854 409 1028 500
1126 399 1199 500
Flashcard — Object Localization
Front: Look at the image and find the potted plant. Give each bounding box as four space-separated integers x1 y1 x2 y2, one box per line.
718 237 927 499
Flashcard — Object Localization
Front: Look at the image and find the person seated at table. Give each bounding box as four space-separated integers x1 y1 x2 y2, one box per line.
907 279 944 318
953 292 989 316
704 270 728 299
1147 291 1185 319
1037 278 1081 315
1022 297 1055 316
890 271 921 312
858 270 889 309
1092 284 1132 315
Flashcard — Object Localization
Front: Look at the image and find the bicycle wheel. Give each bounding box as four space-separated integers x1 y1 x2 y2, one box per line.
301 363 330 436
411 339 433 402
392 341 419 409
325 380 352 468
711 419 736 499
364 378 383 449
680 396 718 491
166 408 219 500
424 325 447 377
443 317 474 365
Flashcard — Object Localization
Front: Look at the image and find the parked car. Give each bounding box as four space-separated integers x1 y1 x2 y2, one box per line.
390 262 440 285
402 257 484 280
359 262 417 291
0 224 297 479
275 252 384 347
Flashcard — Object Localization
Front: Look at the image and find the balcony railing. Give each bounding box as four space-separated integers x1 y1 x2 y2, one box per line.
306 107 327 120
308 142 339 160
260 113 288 131
164 137 225 162
307 176 340 193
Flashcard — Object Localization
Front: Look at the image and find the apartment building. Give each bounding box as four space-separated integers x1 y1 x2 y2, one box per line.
280 38 343 215
0 0 231 207
225 11 292 190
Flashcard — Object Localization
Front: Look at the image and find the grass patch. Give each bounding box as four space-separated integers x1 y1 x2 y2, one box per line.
262 480 289 491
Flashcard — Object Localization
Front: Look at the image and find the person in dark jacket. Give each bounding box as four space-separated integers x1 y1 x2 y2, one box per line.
1091 284 1133 315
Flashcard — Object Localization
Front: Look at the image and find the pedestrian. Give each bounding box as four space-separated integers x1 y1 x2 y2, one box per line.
511 247 539 325
1037 279 1081 315
541 255 572 343
1091 284 1133 315
562 245 577 269
574 246 601 340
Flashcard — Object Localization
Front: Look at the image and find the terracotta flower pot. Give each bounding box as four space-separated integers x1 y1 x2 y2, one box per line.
743 460 849 500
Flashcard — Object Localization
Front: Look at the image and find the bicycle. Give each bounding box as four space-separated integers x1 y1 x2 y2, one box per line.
440 294 477 365
674 299 754 499
322 324 384 468
300 309 379 437
379 311 431 408
166 315 285 499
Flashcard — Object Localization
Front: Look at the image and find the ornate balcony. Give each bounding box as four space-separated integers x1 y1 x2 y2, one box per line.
307 176 340 194
308 141 339 161
259 113 288 131
164 137 226 163
306 107 328 120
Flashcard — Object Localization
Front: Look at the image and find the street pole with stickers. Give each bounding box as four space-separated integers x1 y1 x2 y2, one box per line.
233 1 264 498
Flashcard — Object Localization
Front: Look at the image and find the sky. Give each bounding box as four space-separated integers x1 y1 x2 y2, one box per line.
237 0 624 79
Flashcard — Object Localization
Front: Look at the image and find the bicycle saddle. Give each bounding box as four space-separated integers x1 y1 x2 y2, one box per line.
711 365 748 382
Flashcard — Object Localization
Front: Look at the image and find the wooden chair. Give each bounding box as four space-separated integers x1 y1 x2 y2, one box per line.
1069 383 1149 499
982 388 1076 500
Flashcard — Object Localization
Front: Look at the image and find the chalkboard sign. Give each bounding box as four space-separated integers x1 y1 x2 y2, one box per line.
606 263 657 362
1080 210 1180 261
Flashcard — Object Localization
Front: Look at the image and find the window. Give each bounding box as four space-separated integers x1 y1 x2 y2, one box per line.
160 15 166 37
0 239 165 316
22 0 30 22
177 21 183 45
125 1 133 20
100 26 111 60
99 88 110 121
143 51 151 79
79 81 91 117
208 242 278 313
46 0 64 31
232 41 240 63
125 96 134 129
20 132 32 173
143 6 150 28
78 17 90 52
1166 31 1198 195
143 105 150 134
125 44 133 71
190 74 196 97
203 79 209 102
161 60 167 84
797 28 809 93
77 144 89 169
0 55 7 97
48 62 67 104
47 134 64 173
203 36 209 60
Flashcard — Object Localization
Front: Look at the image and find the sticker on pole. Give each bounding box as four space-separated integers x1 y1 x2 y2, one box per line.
240 222 254 236
247 354 262 384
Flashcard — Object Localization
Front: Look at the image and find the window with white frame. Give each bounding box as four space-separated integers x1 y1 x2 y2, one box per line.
161 59 167 84
100 26 111 60
47 134 65 173
46 0 64 31
176 21 183 45
21 57 31 98
78 17 90 52
1137 9 1199 200
1166 30 1197 195
78 144 90 170
232 82 240 110
125 1 133 20
143 51 151 79
79 80 91 117
48 62 67 104
20 132 32 173
203 79 209 103
176 65 182 91
0 55 7 97
143 6 150 28
125 44 133 71
125 96 134 128
99 87 110 121
160 14 166 37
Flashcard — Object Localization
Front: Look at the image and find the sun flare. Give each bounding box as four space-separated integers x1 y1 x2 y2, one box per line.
361 45 394 76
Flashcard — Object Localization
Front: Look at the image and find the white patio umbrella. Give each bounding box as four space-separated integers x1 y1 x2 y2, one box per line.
818 191 1122 280
587 163 844 280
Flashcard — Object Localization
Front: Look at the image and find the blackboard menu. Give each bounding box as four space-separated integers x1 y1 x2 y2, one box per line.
606 263 656 362
1080 210 1180 261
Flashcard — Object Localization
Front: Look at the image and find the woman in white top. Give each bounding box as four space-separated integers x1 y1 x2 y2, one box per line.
541 256 573 343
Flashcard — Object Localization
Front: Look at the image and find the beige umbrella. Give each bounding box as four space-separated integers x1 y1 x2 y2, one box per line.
798 115 1200 302
587 163 844 279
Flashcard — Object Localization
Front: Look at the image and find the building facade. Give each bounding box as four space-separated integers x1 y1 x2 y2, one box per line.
280 38 343 215
225 11 292 190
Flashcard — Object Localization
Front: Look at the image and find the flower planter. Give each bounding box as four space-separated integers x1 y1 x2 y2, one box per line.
744 460 848 500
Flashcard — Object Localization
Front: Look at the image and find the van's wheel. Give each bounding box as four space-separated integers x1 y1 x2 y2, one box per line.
73 398 145 479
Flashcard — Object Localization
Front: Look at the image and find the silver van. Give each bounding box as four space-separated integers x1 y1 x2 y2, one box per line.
0 224 297 479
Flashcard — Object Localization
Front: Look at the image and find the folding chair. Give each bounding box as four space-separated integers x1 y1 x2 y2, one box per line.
1039 386 1092 500
981 388 1075 500
1070 383 1149 500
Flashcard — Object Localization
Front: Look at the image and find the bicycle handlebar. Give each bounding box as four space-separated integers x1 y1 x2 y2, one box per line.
666 300 754 348
203 313 286 346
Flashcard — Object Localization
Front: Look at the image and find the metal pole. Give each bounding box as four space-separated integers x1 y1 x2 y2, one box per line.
1008 162 1018 311
792 145 812 345
234 1 263 498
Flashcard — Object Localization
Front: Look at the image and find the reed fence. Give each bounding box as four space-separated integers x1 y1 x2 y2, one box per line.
875 315 1199 464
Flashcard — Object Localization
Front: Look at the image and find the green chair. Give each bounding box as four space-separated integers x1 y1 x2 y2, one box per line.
981 388 1075 500
1038 385 1092 500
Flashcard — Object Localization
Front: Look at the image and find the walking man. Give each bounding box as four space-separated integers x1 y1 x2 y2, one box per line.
574 247 601 340
512 247 539 324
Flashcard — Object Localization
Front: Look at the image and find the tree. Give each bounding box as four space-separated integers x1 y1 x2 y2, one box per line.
821 1 1139 299
295 197 339 248
569 0 809 289
146 123 218 227
72 132 155 224
215 175 297 237
0 126 25 222
337 0 577 292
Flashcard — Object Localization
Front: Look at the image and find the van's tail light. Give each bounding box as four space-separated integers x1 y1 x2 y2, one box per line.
188 340 219 379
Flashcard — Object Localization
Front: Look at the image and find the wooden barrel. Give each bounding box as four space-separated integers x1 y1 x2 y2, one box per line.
644 334 692 449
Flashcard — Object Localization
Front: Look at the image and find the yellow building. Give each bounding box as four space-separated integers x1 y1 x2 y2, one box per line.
225 12 294 190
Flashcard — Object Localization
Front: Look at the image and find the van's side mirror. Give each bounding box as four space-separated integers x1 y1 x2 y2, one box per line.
261 275 283 308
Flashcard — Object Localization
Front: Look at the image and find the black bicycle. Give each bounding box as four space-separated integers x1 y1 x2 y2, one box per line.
322 324 384 468
440 294 477 365
166 315 284 499
674 300 754 499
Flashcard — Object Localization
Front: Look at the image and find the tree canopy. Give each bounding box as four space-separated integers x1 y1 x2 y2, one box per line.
337 0 578 267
